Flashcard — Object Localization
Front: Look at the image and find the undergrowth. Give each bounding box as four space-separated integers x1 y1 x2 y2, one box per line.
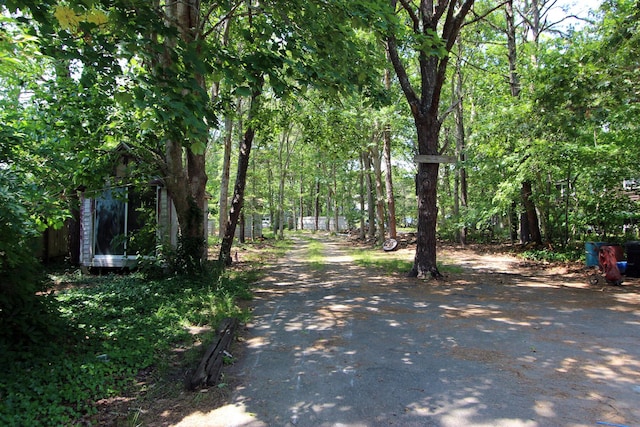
520 246 583 263
0 261 256 426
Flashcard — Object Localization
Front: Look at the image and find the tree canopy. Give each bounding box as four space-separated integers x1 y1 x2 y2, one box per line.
2 0 639 325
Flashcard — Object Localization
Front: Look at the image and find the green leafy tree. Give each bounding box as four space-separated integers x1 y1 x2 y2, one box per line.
379 0 476 277
532 0 640 240
0 11 113 343
218 0 385 263
4 1 214 271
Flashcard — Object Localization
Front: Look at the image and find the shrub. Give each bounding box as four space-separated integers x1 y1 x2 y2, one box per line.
0 169 66 347
0 265 252 425
520 246 582 263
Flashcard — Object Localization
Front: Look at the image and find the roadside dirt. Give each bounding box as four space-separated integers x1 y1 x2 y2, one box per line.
123 235 640 426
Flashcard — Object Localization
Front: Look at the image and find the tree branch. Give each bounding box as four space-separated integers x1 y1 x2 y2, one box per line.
431 0 446 24
201 1 243 39
438 95 462 127
399 0 420 31
385 38 421 117
431 0 474 116
465 0 509 28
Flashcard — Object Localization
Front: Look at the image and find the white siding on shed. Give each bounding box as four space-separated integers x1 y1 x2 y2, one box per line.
298 216 347 232
79 186 206 269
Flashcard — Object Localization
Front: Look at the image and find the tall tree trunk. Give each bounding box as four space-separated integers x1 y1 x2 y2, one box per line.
277 135 286 239
159 0 209 265
164 141 208 264
564 165 571 245
454 39 468 245
520 211 530 245
291 198 298 231
212 18 234 240
540 172 553 242
442 145 452 222
505 0 521 98
510 201 519 243
333 162 339 233
219 79 263 265
506 0 542 245
218 108 235 239
277 126 294 239
454 149 460 227
383 67 397 240
267 159 274 232
314 176 320 231
363 151 376 240
326 187 331 232
521 180 542 244
359 154 366 240
299 159 305 230
411 117 441 276
371 142 386 243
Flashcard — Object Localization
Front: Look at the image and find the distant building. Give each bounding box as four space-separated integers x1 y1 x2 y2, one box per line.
298 216 347 232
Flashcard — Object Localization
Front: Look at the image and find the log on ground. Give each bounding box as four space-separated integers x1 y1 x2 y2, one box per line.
186 317 239 391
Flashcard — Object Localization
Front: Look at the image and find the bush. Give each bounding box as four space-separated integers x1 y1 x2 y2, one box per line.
520 246 583 263
0 169 66 347
0 265 253 425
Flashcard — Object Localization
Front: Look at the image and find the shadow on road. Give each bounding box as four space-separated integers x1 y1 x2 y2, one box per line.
175 235 640 427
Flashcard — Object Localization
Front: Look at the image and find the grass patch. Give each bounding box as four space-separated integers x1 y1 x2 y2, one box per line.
306 239 325 270
294 232 326 269
263 238 292 261
438 263 465 275
351 247 464 275
0 237 286 426
351 248 413 274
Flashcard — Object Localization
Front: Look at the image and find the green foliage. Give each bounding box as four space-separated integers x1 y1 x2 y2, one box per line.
0 280 64 349
524 0 640 242
171 236 208 276
431 0 640 246
520 246 583 263
0 7 130 293
305 237 325 270
0 165 67 347
0 266 253 426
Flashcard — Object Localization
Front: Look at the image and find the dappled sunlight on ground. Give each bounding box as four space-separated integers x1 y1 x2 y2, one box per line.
174 402 265 427
138 235 640 426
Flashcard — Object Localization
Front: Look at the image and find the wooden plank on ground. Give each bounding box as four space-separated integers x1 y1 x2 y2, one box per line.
187 317 239 391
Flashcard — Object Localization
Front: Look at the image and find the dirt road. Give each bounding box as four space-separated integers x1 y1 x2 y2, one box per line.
176 235 640 427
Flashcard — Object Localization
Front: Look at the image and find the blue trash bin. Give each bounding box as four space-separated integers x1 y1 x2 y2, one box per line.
585 242 606 267
617 261 627 274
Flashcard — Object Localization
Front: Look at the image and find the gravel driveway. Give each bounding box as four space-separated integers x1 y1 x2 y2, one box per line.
177 235 640 427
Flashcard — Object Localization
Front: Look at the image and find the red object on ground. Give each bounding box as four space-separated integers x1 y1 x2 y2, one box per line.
599 246 623 285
